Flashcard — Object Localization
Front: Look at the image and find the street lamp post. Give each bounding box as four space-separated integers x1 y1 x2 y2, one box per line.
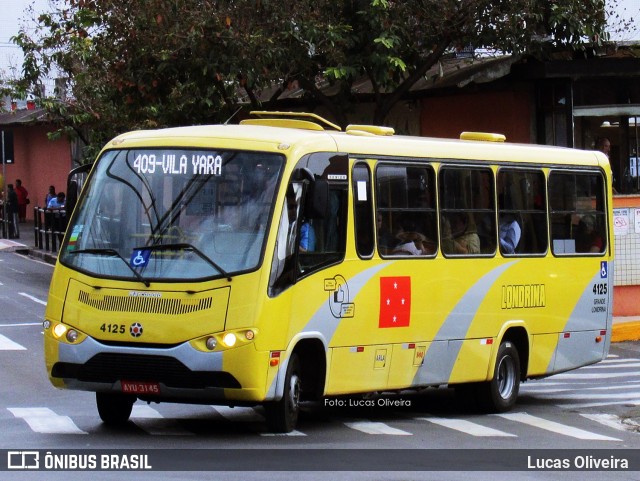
1 130 6 238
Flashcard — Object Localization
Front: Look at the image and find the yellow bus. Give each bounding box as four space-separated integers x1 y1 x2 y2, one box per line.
43 112 613 432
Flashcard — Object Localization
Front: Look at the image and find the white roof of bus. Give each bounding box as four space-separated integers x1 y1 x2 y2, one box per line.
109 123 606 168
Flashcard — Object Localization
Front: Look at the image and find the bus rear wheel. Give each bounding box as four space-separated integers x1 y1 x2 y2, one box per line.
264 354 301 433
478 341 520 413
96 392 135 425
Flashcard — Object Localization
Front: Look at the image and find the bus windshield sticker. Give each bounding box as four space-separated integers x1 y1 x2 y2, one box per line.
67 224 83 251
130 249 151 268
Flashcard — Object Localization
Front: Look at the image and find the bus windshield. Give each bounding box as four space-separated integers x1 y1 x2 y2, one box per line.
59 148 284 282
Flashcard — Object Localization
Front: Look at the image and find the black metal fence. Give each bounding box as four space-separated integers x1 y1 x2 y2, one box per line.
33 206 67 252
0 216 9 239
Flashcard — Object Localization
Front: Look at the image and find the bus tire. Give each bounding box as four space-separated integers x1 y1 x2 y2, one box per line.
264 353 302 433
478 341 520 413
96 392 135 425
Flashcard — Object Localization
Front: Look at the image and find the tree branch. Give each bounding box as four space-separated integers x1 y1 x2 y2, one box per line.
374 37 451 124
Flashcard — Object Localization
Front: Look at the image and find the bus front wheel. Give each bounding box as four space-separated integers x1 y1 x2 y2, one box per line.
478 341 520 412
264 354 302 433
96 392 135 425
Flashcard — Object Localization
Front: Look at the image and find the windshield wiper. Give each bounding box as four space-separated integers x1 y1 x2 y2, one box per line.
134 243 232 281
68 248 151 287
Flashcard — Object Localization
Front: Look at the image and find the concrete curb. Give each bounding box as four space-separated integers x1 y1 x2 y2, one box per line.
612 320 640 343
0 239 30 253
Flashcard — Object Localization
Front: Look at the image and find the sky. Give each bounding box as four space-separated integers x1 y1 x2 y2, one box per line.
0 0 639 81
0 0 50 79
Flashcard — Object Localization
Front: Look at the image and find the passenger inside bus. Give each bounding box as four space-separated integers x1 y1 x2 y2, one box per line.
376 216 393 253
575 214 603 253
299 219 316 252
498 213 522 254
441 212 480 254
391 217 434 255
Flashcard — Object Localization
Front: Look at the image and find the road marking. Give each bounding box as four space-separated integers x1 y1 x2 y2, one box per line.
19 292 47 306
531 391 640 401
579 362 640 370
0 322 42 327
8 407 87 434
563 400 640 409
15 253 55 267
581 413 629 432
497 412 621 441
344 421 412 435
418 416 516 437
598 358 639 364
522 382 640 394
549 371 640 380
0 334 26 350
130 405 193 435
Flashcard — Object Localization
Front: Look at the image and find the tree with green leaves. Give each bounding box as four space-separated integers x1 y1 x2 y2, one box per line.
5 0 615 160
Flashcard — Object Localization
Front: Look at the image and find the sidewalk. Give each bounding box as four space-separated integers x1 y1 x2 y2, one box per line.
0 220 58 263
1 220 639 342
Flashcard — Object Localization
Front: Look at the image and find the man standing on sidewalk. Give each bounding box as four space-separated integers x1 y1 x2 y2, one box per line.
6 184 19 239
15 179 29 223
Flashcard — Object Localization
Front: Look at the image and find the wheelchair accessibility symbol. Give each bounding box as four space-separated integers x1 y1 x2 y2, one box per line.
130 249 151 268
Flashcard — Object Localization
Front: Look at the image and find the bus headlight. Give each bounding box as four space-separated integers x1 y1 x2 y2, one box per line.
222 333 237 348
192 328 258 352
53 323 67 339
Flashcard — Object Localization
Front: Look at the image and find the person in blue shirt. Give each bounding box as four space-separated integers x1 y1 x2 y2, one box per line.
499 214 521 254
299 220 316 252
47 192 66 210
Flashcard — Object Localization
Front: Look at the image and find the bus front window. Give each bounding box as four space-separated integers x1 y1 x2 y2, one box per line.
59 149 284 281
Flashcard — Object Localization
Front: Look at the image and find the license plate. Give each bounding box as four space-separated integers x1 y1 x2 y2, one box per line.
120 380 160 395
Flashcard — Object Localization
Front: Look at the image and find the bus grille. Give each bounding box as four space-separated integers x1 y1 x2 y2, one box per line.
52 353 241 389
78 291 213 315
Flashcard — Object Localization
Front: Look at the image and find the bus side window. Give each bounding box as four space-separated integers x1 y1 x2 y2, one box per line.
497 169 547 255
439 167 495 256
375 164 437 256
352 163 375 258
549 171 606 255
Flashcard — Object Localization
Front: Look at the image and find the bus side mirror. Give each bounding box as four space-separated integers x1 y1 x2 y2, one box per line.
66 181 78 215
66 162 93 217
305 179 328 219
